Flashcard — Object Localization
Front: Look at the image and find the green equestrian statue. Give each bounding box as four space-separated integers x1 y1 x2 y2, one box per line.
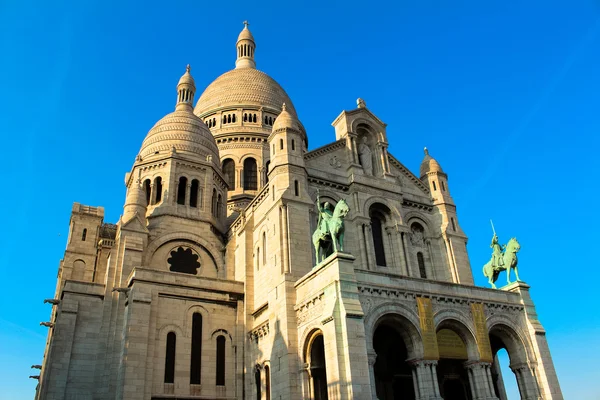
312 189 349 265
482 230 521 289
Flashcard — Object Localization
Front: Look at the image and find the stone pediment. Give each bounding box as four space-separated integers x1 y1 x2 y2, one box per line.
120 212 149 234
387 153 430 195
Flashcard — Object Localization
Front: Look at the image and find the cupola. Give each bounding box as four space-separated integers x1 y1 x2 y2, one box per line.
236 21 256 69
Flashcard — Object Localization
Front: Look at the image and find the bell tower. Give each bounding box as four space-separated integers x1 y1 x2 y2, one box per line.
420 148 473 284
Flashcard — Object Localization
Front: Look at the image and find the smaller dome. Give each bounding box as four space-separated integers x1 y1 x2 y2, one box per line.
125 181 147 208
138 110 220 163
237 24 255 43
178 64 195 87
420 147 444 177
272 103 298 131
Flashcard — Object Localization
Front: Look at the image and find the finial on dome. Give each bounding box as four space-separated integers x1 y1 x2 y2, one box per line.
176 64 196 111
282 103 287 111
236 21 256 69
424 147 429 155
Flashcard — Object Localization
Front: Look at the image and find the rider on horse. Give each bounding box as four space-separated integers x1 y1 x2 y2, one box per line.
490 234 505 272
316 190 333 239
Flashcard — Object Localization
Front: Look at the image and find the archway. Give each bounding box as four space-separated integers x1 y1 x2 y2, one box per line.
373 323 415 399
305 331 328 400
489 324 537 400
435 323 475 400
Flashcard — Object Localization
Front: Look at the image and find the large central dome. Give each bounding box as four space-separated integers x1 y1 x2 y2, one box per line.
194 68 297 118
193 22 297 120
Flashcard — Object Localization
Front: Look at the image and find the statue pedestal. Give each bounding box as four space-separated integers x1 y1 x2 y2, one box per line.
295 251 373 399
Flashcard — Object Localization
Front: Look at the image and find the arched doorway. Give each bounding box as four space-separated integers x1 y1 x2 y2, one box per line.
489 324 539 400
306 331 328 400
373 324 416 399
435 324 474 400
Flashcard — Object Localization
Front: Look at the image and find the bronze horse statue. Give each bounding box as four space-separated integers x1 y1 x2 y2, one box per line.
312 199 349 264
483 237 521 289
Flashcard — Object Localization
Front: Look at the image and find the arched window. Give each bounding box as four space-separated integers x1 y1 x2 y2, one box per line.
223 115 227 124
190 179 199 208
253 114 257 123
82 228 87 241
243 158 258 190
143 179 151 205
262 232 267 265
227 114 231 123
265 365 271 400
154 177 162 204
212 117 216 127
417 252 427 278
190 313 202 384
216 335 226 386
255 366 261 400
222 159 235 190
264 115 268 124
244 113 248 122
232 114 236 123
177 177 187 205
164 332 176 384
369 205 390 267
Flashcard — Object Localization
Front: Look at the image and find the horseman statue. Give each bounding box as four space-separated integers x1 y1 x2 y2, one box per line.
312 189 349 265
482 221 522 289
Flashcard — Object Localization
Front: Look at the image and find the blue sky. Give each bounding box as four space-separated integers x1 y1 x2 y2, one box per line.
1 0 599 398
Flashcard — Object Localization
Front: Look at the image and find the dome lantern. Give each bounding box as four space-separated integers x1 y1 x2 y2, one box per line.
236 21 256 69
176 64 196 111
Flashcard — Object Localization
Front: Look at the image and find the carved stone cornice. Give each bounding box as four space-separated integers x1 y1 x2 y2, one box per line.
248 320 270 343
304 139 346 160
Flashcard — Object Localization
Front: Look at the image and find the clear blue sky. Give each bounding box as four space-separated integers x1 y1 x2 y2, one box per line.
1 1 599 399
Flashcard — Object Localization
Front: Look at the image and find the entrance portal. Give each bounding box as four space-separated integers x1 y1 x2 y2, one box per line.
436 328 472 400
308 334 328 400
373 324 416 400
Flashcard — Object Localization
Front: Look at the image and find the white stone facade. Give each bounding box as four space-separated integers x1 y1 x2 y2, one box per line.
36 24 563 400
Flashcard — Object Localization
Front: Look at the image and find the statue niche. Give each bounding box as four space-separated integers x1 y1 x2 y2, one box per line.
358 136 374 175
168 246 201 274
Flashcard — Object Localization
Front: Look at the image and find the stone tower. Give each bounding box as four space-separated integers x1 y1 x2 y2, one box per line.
420 148 473 284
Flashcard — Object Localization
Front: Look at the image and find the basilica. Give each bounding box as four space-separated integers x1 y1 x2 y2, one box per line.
35 23 563 400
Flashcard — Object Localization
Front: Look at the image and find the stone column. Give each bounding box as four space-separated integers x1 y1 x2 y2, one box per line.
149 183 156 205
280 205 290 274
511 363 542 400
364 223 376 270
301 364 313 400
357 222 368 270
465 361 499 400
410 360 442 400
401 232 411 276
367 352 378 400
184 183 191 206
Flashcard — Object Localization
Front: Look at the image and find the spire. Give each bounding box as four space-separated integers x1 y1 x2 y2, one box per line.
236 21 256 69
176 64 196 111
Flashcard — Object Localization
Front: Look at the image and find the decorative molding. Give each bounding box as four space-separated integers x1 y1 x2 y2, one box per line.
296 293 325 326
307 177 349 192
304 139 346 160
248 320 270 343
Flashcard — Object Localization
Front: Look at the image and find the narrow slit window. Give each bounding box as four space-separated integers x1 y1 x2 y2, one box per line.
291 139 295 151
164 332 176 383
177 177 187 205
280 139 284 150
82 228 87 241
216 336 226 385
190 179 199 207
190 313 202 384
441 180 446 191
417 252 427 279
294 180 299 196
432 181 437 191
